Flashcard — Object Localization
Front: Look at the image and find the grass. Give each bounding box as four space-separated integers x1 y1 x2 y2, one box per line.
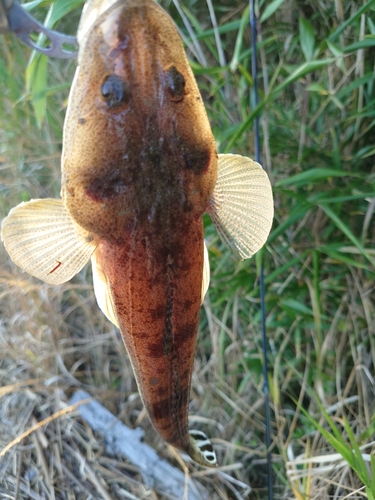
1 0 375 498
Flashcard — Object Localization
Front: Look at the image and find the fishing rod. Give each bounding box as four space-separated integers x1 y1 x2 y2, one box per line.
250 0 273 497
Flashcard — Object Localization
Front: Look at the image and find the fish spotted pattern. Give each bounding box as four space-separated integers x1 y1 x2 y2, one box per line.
1 0 274 467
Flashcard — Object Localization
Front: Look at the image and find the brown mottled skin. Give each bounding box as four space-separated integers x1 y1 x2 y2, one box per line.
61 0 218 456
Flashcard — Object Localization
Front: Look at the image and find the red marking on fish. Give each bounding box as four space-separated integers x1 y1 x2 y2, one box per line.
48 261 62 274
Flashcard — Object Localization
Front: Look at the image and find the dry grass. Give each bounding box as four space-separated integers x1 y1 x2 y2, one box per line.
0 99 257 498
0 259 263 498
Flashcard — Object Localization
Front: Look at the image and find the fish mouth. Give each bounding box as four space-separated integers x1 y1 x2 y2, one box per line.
77 0 150 50
77 0 122 47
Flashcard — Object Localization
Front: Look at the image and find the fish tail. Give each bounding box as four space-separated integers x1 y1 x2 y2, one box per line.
188 430 217 467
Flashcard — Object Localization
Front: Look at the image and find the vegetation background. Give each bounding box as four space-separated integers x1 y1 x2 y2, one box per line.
0 0 374 498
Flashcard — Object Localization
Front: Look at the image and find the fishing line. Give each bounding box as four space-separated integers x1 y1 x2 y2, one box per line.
250 1 273 497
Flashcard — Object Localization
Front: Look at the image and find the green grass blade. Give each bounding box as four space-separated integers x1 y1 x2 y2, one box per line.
317 247 369 269
195 20 241 40
280 299 314 317
296 401 354 464
320 204 375 267
371 455 375 492
224 101 265 152
265 252 310 284
260 0 287 23
270 59 335 97
343 418 371 485
308 192 375 204
24 0 82 127
299 18 315 61
328 0 375 42
229 6 250 72
23 0 46 10
267 204 311 244
275 168 352 188
30 54 48 128
46 0 84 27
344 36 375 52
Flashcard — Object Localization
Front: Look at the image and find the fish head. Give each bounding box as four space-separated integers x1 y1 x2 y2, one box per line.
62 0 218 243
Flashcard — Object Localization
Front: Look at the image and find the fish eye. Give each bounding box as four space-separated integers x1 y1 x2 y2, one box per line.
164 66 185 102
101 75 130 108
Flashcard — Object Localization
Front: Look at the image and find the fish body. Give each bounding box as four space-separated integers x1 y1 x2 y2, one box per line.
1 0 274 467
63 0 217 462
62 0 217 243
97 226 203 454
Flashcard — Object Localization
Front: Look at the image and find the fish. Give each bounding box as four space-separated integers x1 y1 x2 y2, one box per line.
1 0 273 467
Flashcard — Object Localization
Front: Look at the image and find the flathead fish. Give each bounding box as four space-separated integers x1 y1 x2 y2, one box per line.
1 0 273 467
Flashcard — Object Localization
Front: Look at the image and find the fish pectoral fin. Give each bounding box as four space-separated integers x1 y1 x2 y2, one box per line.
91 251 119 328
189 430 217 467
1 198 97 285
208 154 274 260
201 241 210 303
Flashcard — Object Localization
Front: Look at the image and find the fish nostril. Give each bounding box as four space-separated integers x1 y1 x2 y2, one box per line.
101 74 131 109
164 66 185 102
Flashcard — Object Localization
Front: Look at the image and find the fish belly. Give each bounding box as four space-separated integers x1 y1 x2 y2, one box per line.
96 219 204 451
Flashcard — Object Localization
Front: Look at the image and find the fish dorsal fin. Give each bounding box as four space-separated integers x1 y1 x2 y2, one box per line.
1 199 97 285
91 251 119 328
189 430 217 467
208 154 274 260
201 241 210 304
